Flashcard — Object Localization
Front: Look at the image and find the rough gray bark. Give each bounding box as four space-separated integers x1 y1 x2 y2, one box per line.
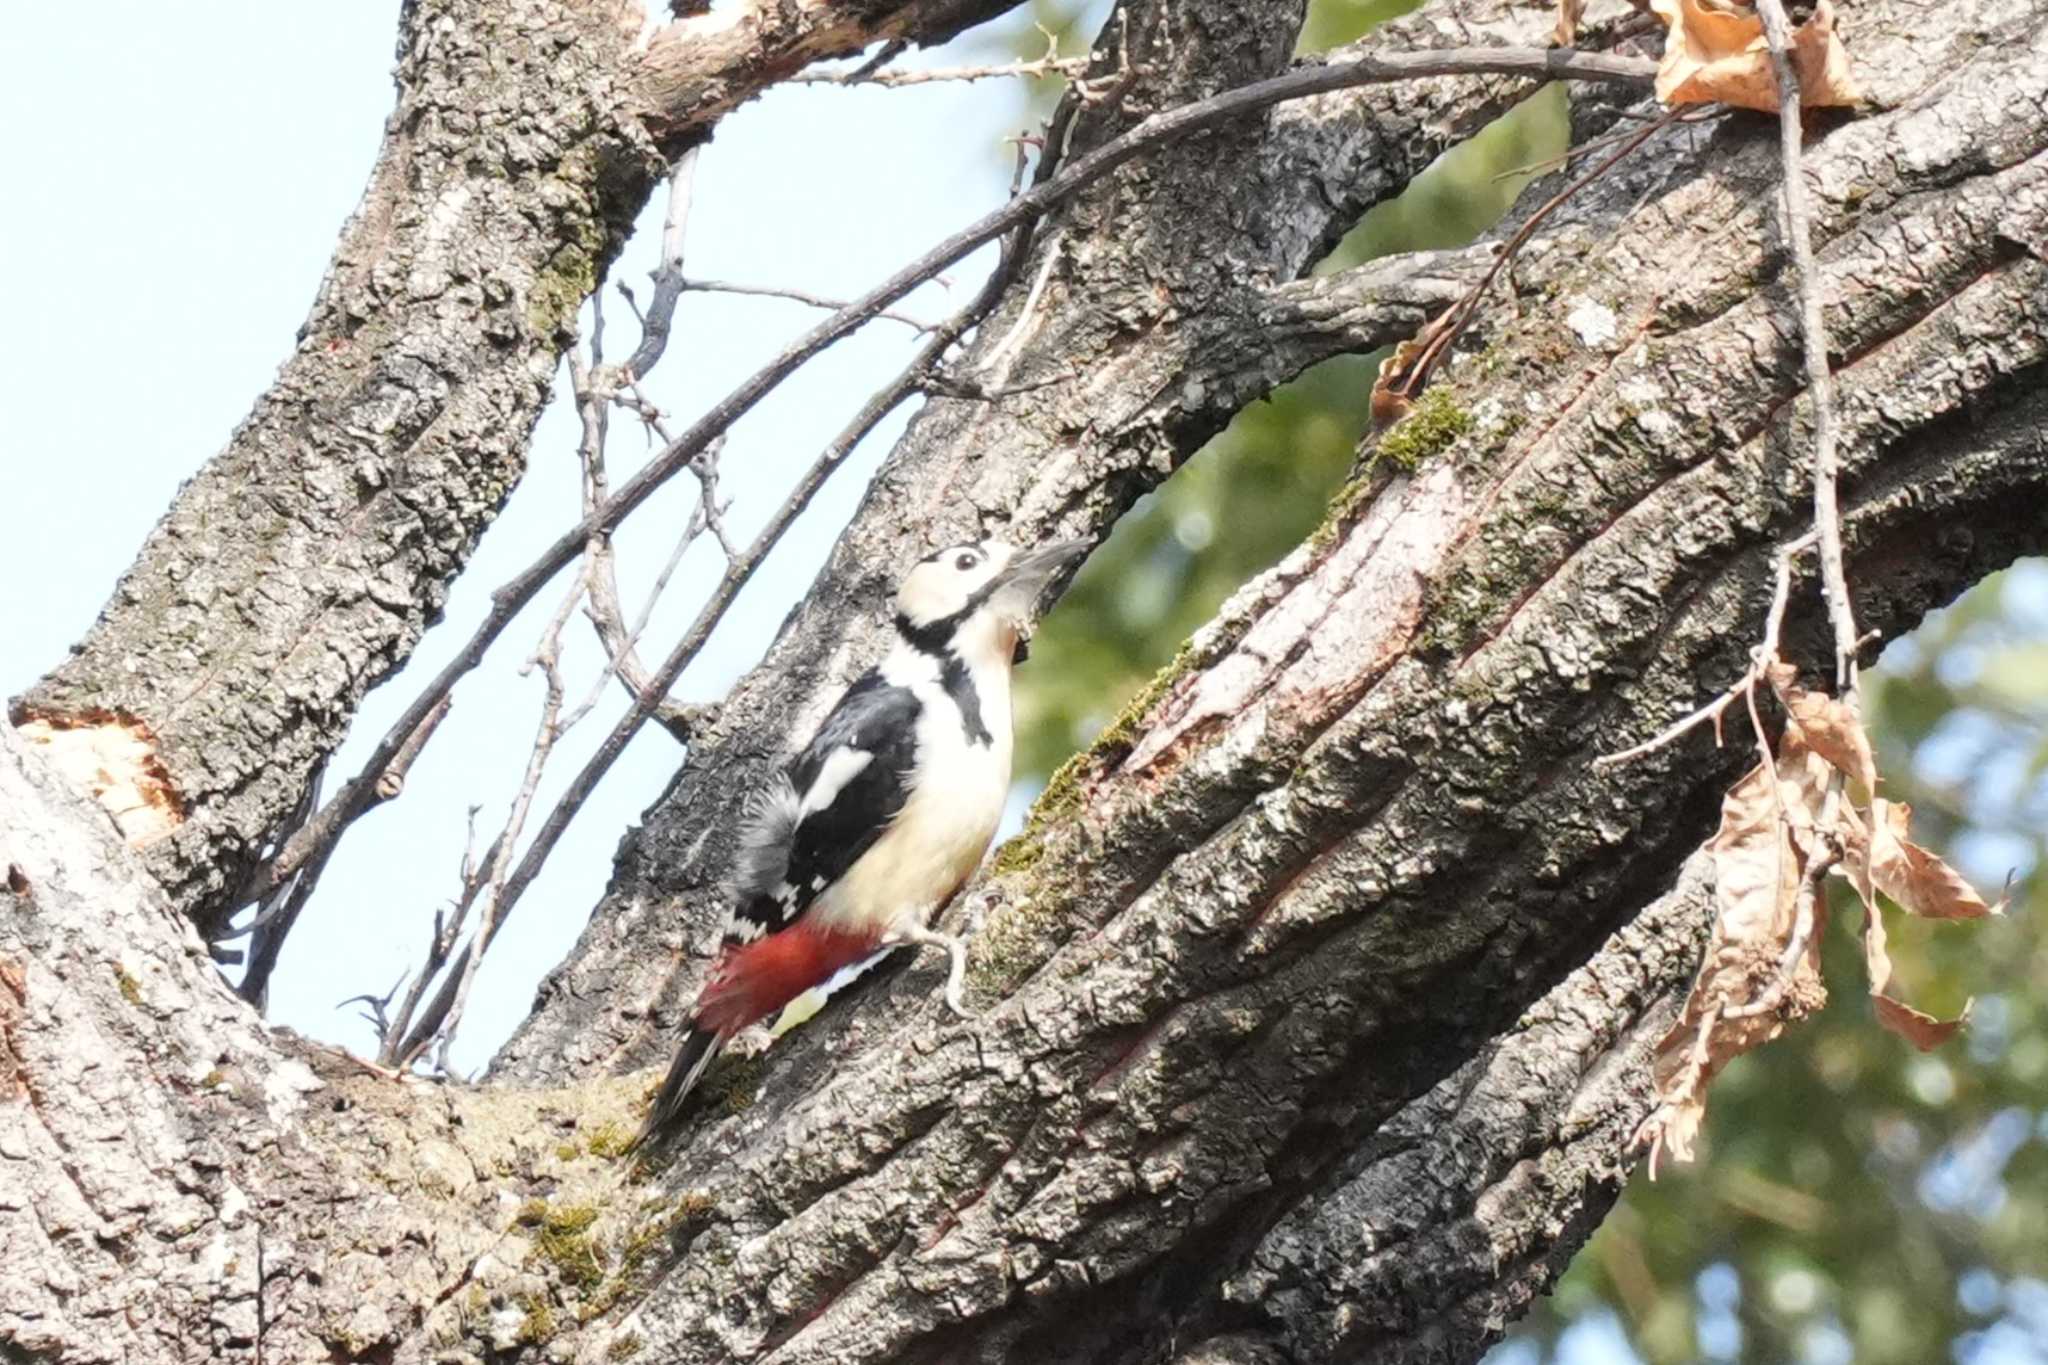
3 0 2045 1361
8 0 1016 932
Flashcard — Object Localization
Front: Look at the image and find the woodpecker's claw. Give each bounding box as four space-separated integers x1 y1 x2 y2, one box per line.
891 923 979 1020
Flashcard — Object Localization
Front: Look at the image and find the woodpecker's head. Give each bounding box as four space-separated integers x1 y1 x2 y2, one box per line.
894 538 1089 665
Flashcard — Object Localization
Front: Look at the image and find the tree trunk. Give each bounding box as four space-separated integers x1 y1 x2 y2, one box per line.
3 0 2044 1362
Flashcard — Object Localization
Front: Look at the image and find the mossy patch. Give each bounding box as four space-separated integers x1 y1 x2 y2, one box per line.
581 1193 711 1322
520 1201 604 1292
1092 639 1201 762
607 1334 645 1361
526 237 599 339
976 637 1213 994
516 1293 556 1346
584 1121 633 1159
1374 387 1473 470
992 637 1202 884
114 965 143 1007
1304 463 1392 556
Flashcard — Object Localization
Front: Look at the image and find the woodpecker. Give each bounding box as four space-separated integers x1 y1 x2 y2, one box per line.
634 536 1088 1146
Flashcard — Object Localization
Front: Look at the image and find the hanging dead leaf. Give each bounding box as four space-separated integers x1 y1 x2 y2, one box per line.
1711 755 1800 941
1370 305 1462 427
1637 736 1831 1174
1766 662 1877 795
1857 886 1971 1051
1871 995 1971 1051
1555 0 1588 46
1647 0 1862 113
1867 798 2006 919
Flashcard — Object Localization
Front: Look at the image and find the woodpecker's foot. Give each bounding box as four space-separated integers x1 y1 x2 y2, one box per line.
889 923 978 1020
728 1022 776 1057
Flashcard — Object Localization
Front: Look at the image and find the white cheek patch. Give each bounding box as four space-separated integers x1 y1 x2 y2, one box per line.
898 566 958 627
799 747 875 817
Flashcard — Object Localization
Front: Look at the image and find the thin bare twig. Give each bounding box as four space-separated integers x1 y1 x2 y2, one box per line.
231 44 1658 922
567 342 716 740
336 969 409 1043
390 161 720 1065
229 697 449 1006
1604 9 1862 778
622 149 697 382
1490 104 1726 183
677 278 939 333
379 806 494 1065
394 568 586 1072
791 20 1128 100
1754 0 1860 697
1593 531 1816 767
1380 104 1685 410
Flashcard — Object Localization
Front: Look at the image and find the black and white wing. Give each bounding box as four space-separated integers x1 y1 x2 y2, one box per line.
723 673 922 945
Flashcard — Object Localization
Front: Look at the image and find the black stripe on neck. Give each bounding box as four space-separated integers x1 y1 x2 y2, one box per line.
893 610 958 657
892 611 994 747
940 654 993 746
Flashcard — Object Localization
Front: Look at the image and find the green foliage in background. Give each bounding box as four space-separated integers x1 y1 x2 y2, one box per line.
1001 3 2048 1362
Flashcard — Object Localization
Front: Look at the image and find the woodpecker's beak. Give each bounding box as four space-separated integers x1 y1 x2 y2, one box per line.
989 538 1090 628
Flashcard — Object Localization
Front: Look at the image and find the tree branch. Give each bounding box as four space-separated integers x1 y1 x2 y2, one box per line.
11 0 1070 930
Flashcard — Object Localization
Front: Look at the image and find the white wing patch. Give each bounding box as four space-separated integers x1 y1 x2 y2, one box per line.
797 746 875 817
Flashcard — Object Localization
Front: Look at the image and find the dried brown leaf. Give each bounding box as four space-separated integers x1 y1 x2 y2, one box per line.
1555 0 1588 46
1857 886 1971 1050
1868 798 2004 920
1370 306 1462 427
1766 662 1878 795
1871 995 1971 1051
1639 738 1831 1172
1648 0 1862 112
1709 756 1800 941
1370 338 1424 426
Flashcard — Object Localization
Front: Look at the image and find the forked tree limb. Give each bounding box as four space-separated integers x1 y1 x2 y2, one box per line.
4 14 2034 1338
588 12 2045 1351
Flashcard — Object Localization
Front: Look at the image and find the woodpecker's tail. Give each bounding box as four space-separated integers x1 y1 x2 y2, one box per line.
631 1025 724 1151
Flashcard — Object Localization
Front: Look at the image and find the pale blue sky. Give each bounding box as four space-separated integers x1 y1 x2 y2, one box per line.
0 4 1073 1073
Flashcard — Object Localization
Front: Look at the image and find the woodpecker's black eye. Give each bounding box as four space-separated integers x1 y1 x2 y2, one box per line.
954 551 979 572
